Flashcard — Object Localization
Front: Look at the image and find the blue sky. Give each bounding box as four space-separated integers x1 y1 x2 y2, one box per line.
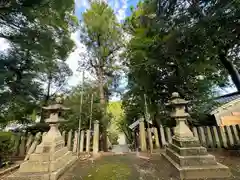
74 0 139 21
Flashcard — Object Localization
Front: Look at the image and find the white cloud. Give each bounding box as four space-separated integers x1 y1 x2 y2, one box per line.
0 38 10 52
75 0 89 8
66 31 95 87
115 0 128 21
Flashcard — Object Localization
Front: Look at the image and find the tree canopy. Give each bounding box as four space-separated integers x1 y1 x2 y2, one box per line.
0 0 77 124
122 0 240 127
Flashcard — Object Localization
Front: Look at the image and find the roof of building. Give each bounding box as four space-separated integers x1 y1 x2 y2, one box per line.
210 91 240 115
214 92 240 104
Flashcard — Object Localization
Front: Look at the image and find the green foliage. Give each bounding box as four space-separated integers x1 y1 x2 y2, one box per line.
122 0 239 126
25 123 50 134
62 81 110 131
107 101 124 143
0 132 14 164
0 0 77 124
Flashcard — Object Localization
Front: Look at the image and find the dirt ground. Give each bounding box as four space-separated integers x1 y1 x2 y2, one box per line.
59 150 240 180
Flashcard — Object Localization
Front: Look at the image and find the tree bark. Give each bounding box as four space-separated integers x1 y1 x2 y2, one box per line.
98 68 108 151
219 49 240 92
40 75 52 123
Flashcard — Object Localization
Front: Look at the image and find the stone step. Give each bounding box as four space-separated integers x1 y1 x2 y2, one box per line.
166 148 217 167
6 156 77 180
112 145 129 153
162 152 231 180
29 147 68 162
180 164 231 179
172 137 201 148
169 143 207 156
19 151 73 173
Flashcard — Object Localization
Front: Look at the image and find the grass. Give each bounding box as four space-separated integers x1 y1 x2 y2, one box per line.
85 162 131 180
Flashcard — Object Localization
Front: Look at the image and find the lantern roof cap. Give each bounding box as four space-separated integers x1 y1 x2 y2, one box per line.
166 92 189 106
42 97 70 111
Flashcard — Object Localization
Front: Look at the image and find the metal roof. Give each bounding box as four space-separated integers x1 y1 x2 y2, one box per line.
215 92 240 104
210 91 240 115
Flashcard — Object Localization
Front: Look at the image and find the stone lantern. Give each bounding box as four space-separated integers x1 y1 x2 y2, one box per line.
162 92 230 180
168 92 195 140
7 97 77 180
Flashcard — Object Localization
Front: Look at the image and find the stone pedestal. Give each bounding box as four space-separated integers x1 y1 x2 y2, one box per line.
7 98 77 180
162 92 231 180
7 125 77 180
162 136 230 179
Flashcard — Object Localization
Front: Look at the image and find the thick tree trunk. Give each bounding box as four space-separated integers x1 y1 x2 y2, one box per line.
219 50 240 92
98 68 108 152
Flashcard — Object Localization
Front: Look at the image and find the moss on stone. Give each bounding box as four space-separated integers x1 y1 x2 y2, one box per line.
85 162 131 180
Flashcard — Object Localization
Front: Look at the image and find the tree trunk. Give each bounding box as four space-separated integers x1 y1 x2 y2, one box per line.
98 68 108 152
40 76 51 123
219 49 240 92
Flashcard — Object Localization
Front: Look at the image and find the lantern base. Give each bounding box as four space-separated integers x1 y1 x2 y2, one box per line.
162 136 231 179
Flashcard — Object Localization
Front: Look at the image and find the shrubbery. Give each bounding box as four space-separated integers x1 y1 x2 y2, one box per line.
0 132 15 167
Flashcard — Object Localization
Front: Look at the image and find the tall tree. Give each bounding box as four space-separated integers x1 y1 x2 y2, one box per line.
80 1 123 151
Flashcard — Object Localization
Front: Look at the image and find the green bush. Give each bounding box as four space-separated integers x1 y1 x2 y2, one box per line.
25 123 49 134
0 132 15 167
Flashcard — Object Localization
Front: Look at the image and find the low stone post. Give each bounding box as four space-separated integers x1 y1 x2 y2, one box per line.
166 127 172 144
13 133 21 156
153 127 160 148
159 124 167 147
19 135 27 157
67 129 73 151
73 131 78 153
198 127 206 147
192 127 199 140
86 129 91 152
147 128 153 152
25 133 34 153
93 120 99 154
219 126 228 148
226 126 234 146
206 127 213 148
139 118 147 151
62 131 66 145
24 132 42 161
212 126 221 148
232 125 240 143
80 130 85 152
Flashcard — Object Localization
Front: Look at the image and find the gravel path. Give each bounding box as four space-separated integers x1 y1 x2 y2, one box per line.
59 151 240 180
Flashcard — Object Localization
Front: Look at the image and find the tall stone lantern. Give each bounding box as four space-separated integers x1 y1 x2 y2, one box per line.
162 92 230 180
167 92 195 141
7 97 77 180
39 97 69 148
